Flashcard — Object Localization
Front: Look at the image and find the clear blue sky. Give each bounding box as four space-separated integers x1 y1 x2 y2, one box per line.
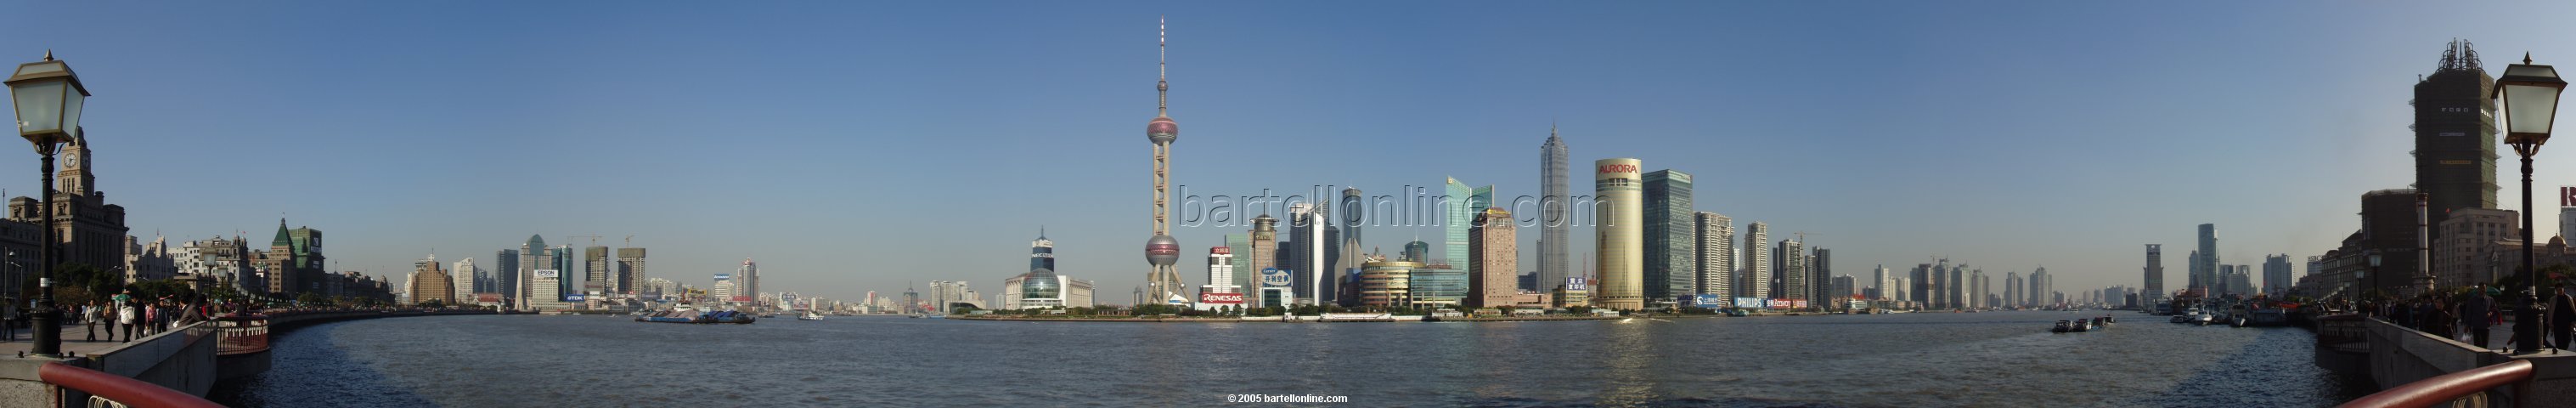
3 2 2574 303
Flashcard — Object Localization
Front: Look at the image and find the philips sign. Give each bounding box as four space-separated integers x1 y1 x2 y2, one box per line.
533 269 559 279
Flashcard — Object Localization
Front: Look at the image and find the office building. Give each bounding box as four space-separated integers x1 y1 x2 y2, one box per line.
2435 207 2517 289
1249 214 1278 307
1469 207 1518 308
2143 244 2164 306
408 255 454 305
1775 239 1806 301
2415 39 2500 245
1741 222 1770 299
2196 224 2218 292
1593 158 1645 310
1539 126 1570 297
1642 169 1694 303
617 248 646 297
1289 202 1331 305
1811 247 1832 303
2263 254 2292 298
1694 212 1734 298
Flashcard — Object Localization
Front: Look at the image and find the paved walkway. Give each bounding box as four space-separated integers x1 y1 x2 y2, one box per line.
0 322 178 358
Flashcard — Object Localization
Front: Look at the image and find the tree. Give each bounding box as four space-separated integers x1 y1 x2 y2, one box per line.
296 292 330 306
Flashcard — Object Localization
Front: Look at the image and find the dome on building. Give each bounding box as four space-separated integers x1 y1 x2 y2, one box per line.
1023 268 1062 300
1145 234 1181 266
1147 116 1178 144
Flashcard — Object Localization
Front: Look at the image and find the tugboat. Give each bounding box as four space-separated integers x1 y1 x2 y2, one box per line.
2052 320 2073 333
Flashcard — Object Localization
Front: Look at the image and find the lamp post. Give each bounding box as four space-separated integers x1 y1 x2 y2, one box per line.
4 51 87 358
2494 53 2565 354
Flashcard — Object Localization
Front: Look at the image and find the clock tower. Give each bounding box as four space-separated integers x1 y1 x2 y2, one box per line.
58 129 93 196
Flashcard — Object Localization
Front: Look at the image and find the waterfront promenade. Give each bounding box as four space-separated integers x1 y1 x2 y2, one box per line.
0 308 493 408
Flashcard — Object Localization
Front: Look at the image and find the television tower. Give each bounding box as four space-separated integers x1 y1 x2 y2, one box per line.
1142 16 1186 306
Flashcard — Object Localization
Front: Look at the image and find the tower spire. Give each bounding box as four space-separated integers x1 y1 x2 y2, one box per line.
1157 15 1169 117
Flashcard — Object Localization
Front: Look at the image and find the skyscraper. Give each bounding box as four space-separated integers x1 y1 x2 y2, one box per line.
2263 254 2291 298
1593 158 1644 310
1539 126 1570 296
736 258 759 304
1249 214 1278 307
2195 224 2218 292
1031 229 1056 271
616 248 645 297
494 248 518 304
1811 247 1832 303
1775 239 1806 300
1740 222 1770 298
1289 203 1329 305
2144 244 2164 306
451 257 476 303
2005 271 2023 309
1643 169 1694 303
1469 207 1518 308
1226 234 1252 294
518 235 549 311
1337 187 1366 280
583 246 609 296
2415 39 2500 244
1202 246 1238 306
1694 212 1734 297
1141 18 1187 306
1403 240 1431 264
1445 178 1473 266
2028 267 2053 307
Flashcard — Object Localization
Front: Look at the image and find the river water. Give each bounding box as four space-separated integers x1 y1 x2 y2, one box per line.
210 311 2369 407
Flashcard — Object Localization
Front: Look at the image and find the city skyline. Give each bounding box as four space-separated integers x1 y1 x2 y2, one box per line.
14 3 2576 301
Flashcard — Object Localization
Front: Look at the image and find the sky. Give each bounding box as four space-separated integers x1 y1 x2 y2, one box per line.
3 2 2576 303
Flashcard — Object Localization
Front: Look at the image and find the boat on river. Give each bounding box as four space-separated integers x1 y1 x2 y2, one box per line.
634 304 758 324
798 311 824 321
2052 320 2073 333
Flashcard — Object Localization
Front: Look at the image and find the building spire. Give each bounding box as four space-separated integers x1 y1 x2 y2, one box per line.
1157 15 1169 117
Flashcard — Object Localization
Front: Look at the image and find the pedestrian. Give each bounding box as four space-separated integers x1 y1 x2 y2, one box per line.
116 299 137 343
2552 284 2576 352
81 302 95 343
2465 286 2495 349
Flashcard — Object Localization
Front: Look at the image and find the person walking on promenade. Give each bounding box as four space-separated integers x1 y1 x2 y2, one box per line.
2552 284 2576 352
2465 286 2496 349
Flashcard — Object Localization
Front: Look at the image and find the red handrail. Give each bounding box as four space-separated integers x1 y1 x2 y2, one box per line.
2338 359 2534 408
35 361 223 408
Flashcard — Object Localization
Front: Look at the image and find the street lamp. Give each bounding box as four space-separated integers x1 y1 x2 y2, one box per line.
2494 53 2565 354
3 51 86 358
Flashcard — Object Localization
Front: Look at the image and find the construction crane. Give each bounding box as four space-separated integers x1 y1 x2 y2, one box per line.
624 235 634 246
566 235 603 246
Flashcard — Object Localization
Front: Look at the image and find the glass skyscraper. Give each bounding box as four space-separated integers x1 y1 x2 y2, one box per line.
1643 169 1693 303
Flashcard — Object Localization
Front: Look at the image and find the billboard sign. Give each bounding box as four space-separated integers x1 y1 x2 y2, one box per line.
731 296 752 303
1200 292 1244 304
476 293 502 303
533 269 559 279
1736 298 1767 309
1567 277 1588 292
1765 299 1808 309
714 273 732 281
565 294 585 302
1688 294 1729 308
1261 268 1293 288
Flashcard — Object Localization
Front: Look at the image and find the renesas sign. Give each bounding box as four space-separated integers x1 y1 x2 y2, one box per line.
1598 163 1639 174
1200 292 1245 304
1261 268 1293 287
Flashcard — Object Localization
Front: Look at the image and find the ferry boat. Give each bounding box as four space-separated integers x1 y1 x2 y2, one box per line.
798 311 824 321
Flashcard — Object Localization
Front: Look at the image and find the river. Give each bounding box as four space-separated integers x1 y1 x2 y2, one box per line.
209 311 2369 407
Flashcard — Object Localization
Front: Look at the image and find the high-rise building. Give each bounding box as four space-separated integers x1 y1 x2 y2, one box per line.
2415 39 2500 246
583 246 609 296
1967 269 1985 309
2005 271 2023 309
1643 169 1694 303
2027 267 2053 307
1694 212 1734 297
1288 203 1330 305
1226 234 1252 295
517 235 549 311
1358 257 1419 309
1869 265 1891 300
2195 224 2218 292
1775 240 1806 301
451 258 476 303
1201 246 1240 308
1140 18 1187 306
1538 126 1570 297
1831 275 1855 304
1811 247 1832 304
2144 244 2164 306
1403 240 1431 264
1740 222 1770 299
736 258 760 304
2435 207 2517 289
1445 178 1474 267
2263 254 2292 298
1469 207 1518 309
2562 186 2576 244
408 255 454 305
617 248 645 297
1948 264 1967 309
1337 187 1367 282
1593 158 1645 310
494 248 518 303
1249 215 1278 307
1031 229 1056 271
